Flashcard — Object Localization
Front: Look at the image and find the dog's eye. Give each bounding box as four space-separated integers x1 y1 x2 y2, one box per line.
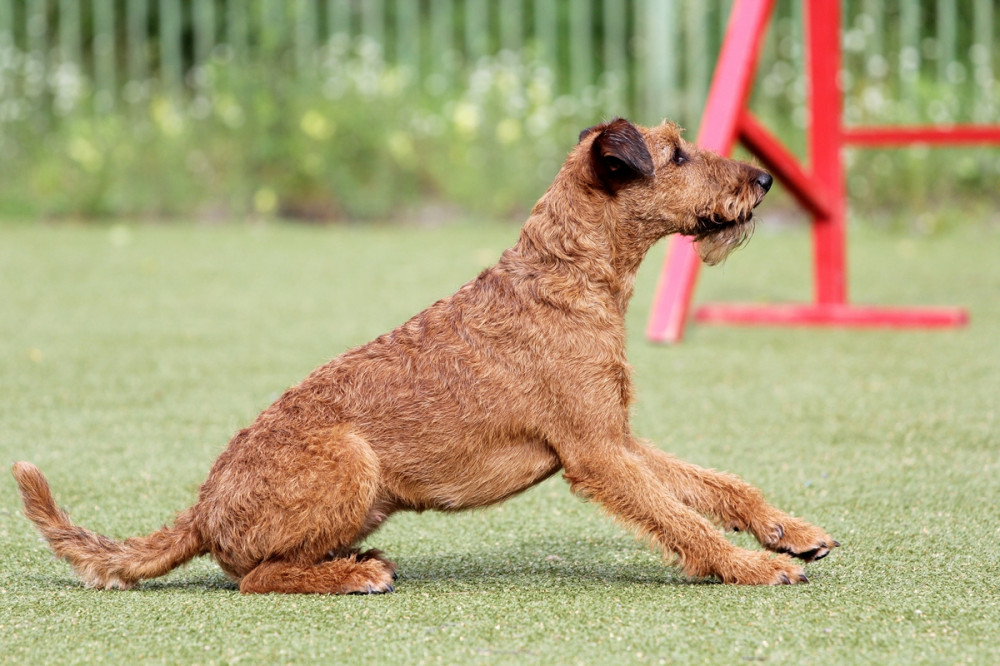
671 148 688 166
606 156 625 172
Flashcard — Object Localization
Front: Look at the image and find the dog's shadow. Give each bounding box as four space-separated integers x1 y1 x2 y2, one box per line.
394 541 705 591
20 571 240 594
25 538 716 594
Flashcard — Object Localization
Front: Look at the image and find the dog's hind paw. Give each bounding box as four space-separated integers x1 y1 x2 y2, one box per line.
239 551 398 595
344 549 398 594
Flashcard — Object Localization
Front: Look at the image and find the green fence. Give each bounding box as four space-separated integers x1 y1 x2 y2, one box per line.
0 1 997 221
1 0 997 126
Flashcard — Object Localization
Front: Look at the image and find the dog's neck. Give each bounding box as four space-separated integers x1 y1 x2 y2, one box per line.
499 183 654 318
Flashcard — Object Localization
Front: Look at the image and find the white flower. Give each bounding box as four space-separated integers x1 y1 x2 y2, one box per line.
300 110 334 140
495 118 521 145
453 101 480 137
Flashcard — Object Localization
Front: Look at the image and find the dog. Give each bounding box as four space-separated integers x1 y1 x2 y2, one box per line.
13 118 837 593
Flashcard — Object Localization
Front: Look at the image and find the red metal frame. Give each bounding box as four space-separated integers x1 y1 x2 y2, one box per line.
646 0 978 343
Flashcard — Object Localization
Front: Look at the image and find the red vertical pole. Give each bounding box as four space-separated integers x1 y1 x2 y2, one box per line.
807 0 847 305
646 0 776 343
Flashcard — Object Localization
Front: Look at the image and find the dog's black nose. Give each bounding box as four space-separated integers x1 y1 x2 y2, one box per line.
756 172 773 193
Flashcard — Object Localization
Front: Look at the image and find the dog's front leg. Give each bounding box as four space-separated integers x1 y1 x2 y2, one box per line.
559 439 807 585
634 442 839 562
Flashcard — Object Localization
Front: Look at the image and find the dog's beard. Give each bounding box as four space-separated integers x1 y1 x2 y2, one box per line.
693 216 756 266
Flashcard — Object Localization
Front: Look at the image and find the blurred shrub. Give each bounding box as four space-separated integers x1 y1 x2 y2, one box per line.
0 31 998 226
0 37 616 222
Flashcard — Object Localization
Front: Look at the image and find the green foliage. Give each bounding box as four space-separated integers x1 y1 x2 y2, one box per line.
1 16 998 224
0 38 615 221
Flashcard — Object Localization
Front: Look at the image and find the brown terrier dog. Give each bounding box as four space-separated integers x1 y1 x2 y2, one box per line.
13 118 837 593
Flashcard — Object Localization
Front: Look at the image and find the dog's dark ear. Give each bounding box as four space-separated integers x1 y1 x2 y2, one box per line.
578 124 602 143
588 118 654 192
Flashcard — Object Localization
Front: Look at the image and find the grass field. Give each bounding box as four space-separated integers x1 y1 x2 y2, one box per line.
2 218 998 664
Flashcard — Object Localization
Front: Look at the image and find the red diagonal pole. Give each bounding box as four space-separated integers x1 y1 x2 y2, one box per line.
646 0 777 343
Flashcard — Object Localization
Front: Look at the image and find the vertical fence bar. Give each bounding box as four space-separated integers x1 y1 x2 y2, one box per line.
194 0 216 69
93 0 116 110
754 0 777 122
464 0 488 62
327 0 350 38
0 1 12 44
26 0 47 63
973 0 993 68
900 1 920 104
360 0 383 50
685 0 710 129
430 0 452 63
603 0 627 109
569 0 592 95
789 0 802 80
127 0 149 84
58 0 81 65
259 0 287 55
25 0 47 118
159 0 183 91
295 0 317 74
973 0 994 122
396 0 420 77
864 0 883 57
499 0 522 53
643 0 676 122
719 0 733 43
430 0 454 89
227 0 248 59
936 0 956 82
533 0 557 86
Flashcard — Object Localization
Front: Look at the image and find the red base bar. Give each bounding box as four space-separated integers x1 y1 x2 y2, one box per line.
694 303 969 328
844 125 1000 146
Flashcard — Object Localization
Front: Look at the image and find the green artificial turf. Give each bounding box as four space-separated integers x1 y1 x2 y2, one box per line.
2 219 998 664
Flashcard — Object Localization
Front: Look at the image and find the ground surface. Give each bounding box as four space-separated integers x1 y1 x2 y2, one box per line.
1 219 998 664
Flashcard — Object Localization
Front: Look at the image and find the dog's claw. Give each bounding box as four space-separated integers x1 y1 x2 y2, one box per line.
762 517 839 563
349 581 395 595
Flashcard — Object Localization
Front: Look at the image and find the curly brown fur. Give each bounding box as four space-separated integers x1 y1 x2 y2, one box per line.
13 118 836 593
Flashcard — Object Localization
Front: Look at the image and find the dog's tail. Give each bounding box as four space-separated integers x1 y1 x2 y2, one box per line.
12 461 206 589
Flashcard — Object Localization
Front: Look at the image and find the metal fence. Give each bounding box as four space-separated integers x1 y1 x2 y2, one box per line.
0 0 997 128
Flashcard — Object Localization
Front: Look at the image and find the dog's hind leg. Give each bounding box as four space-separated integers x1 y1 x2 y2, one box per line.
199 424 395 592
635 442 839 562
239 550 397 595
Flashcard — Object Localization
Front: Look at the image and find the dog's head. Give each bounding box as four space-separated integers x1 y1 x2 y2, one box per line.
576 118 772 265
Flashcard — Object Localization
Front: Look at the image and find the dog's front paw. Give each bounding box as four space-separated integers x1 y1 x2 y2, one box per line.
757 515 839 562
712 551 809 585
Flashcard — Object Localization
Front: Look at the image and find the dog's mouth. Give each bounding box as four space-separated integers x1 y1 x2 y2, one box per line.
691 211 754 241
694 212 750 232
686 179 768 265
690 212 757 266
